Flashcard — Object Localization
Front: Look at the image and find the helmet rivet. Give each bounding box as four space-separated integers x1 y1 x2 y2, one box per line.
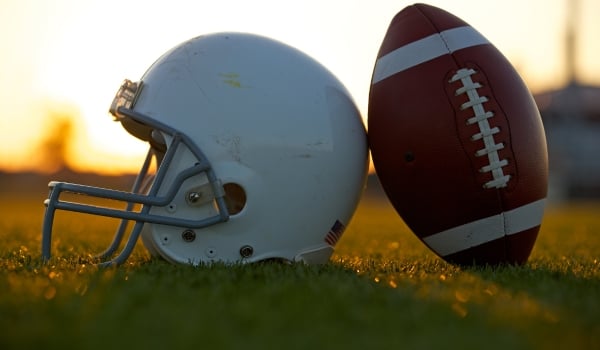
181 229 196 242
166 203 177 213
187 191 202 204
239 245 254 258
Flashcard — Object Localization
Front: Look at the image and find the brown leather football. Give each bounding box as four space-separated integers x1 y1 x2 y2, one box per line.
368 3 548 266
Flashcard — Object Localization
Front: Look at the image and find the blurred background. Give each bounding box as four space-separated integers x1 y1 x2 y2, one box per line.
0 0 598 203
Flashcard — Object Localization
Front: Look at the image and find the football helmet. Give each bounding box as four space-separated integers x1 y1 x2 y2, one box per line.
41 33 368 266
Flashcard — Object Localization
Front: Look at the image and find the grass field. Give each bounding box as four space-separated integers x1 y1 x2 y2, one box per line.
1 193 599 349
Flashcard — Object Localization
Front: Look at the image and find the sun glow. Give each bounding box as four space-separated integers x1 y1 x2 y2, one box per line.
1 0 600 175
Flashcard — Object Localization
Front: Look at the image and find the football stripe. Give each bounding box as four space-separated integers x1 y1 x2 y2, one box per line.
422 199 546 256
372 26 490 84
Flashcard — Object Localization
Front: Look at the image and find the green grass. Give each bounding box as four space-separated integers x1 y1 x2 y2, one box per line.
1 195 599 349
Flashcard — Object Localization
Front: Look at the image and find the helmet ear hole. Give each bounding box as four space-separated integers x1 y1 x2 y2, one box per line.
223 183 246 215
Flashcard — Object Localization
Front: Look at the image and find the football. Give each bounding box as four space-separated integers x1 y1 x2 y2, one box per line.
368 3 548 266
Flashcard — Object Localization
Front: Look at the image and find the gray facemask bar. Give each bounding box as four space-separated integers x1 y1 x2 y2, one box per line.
41 106 230 267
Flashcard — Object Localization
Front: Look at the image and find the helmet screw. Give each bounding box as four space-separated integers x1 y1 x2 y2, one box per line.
187 191 202 204
181 229 196 242
239 245 254 258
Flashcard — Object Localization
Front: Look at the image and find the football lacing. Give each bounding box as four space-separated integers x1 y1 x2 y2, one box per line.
449 68 510 189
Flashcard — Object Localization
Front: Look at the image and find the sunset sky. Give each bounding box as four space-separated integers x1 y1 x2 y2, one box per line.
1 0 599 174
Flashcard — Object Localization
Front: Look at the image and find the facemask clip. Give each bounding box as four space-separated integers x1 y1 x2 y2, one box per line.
109 79 141 119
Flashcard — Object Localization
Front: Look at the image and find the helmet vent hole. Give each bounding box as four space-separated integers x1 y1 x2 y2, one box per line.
223 183 246 215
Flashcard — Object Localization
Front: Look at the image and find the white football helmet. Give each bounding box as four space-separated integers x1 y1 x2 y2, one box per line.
42 33 368 266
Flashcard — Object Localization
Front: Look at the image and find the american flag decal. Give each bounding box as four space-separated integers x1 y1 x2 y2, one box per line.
324 220 346 246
